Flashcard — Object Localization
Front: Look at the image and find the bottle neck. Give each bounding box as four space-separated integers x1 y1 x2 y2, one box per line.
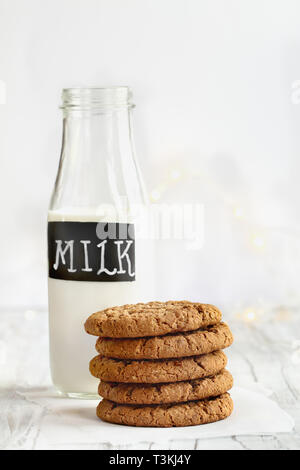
62 107 134 171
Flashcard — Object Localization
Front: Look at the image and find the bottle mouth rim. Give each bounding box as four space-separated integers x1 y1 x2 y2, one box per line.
61 87 134 110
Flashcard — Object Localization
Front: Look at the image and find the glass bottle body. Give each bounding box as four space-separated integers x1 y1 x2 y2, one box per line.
48 88 153 397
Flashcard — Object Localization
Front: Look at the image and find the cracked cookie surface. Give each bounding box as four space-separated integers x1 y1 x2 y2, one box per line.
98 369 233 404
89 350 227 383
95 322 233 359
84 301 222 338
97 393 233 427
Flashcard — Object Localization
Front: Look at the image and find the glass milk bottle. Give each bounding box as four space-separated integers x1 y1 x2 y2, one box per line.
48 87 152 398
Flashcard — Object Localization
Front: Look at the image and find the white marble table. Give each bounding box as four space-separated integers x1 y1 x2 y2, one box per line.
1 310 299 450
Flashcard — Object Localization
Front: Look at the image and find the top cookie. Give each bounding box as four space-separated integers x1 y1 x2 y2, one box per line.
84 301 222 338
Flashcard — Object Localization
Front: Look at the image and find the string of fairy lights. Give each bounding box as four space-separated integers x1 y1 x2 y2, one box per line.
150 166 267 251
148 164 298 326
149 165 268 251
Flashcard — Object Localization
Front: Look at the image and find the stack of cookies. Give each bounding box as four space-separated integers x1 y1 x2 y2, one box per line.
84 301 234 427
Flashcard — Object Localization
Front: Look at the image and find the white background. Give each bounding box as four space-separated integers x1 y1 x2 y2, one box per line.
1 0 300 316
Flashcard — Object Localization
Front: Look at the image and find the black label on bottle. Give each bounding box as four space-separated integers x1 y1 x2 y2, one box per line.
48 222 135 282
